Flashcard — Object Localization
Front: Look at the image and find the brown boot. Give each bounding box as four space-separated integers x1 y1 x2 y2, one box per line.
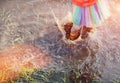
86 27 93 32
81 26 93 39
64 22 73 39
64 24 92 40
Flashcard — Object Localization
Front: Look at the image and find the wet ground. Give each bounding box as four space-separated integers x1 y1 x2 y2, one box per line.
0 0 120 83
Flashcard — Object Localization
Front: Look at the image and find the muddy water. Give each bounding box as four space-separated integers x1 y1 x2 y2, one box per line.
0 0 120 82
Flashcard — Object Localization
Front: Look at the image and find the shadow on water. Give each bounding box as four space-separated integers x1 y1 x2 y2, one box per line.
30 25 93 61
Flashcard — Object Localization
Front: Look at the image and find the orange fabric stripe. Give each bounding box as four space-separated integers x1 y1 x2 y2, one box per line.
72 0 98 7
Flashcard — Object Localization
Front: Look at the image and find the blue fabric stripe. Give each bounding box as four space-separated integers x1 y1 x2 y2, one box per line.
72 5 82 25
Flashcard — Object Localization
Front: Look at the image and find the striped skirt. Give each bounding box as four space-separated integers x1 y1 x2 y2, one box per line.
72 0 110 27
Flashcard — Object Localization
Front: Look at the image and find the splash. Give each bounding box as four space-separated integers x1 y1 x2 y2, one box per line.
87 1 120 81
0 44 52 82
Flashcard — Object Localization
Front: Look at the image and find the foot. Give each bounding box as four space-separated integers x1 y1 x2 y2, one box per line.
64 22 73 39
81 26 93 39
69 24 81 40
63 23 93 43
70 29 81 40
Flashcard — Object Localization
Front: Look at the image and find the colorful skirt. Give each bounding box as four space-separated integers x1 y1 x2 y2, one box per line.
72 0 110 27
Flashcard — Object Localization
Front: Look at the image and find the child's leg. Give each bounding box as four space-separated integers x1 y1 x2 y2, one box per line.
63 22 93 41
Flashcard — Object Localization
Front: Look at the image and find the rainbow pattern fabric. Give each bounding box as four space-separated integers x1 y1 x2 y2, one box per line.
72 0 110 27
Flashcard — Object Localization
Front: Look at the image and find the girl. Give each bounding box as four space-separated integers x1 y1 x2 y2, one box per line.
64 0 110 41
